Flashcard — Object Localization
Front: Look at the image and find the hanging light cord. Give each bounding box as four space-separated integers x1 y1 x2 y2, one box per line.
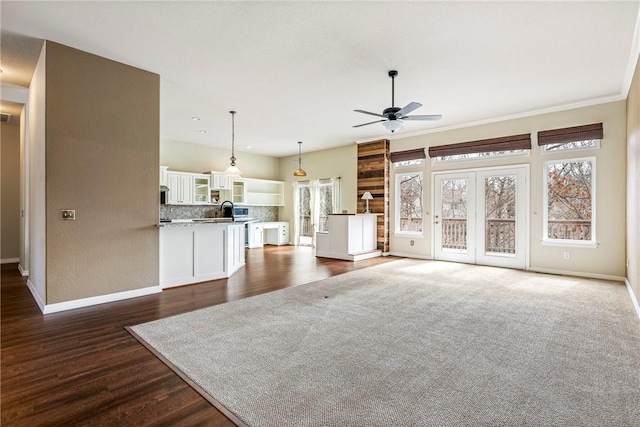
230 110 236 166
298 141 302 169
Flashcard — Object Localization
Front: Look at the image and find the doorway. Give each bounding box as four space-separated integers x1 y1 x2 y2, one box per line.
433 166 527 269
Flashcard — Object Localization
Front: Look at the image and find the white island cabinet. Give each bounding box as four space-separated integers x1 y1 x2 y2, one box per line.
315 214 381 261
160 223 245 288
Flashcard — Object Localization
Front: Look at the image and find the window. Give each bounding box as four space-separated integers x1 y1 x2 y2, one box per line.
538 123 603 153
317 179 333 233
542 139 599 152
396 172 423 234
428 133 531 163
434 150 527 163
544 158 595 245
394 158 425 168
390 148 426 169
297 181 312 245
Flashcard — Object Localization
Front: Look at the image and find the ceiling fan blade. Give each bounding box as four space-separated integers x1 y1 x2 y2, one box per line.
354 109 386 118
395 102 422 117
402 114 443 121
353 119 386 128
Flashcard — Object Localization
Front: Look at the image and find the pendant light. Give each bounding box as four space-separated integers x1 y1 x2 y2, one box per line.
293 141 307 177
225 110 241 177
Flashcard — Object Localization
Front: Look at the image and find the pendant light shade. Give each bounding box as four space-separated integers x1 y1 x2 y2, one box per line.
293 141 307 177
225 110 241 177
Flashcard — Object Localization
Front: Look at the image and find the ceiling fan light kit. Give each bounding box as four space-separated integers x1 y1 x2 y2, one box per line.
354 70 442 133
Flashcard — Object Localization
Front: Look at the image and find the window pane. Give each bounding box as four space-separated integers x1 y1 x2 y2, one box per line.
298 185 312 238
485 176 516 255
318 181 333 233
435 150 527 162
398 173 423 233
543 139 599 152
546 160 593 241
394 158 425 168
441 178 468 250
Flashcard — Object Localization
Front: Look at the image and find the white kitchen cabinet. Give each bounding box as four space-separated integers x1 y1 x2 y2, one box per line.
160 223 245 288
166 172 210 205
193 175 211 204
210 171 230 190
248 222 264 248
160 166 169 186
315 214 380 261
231 179 246 204
259 221 289 246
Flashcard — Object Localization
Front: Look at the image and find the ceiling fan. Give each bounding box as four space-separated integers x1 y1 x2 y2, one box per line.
353 70 442 133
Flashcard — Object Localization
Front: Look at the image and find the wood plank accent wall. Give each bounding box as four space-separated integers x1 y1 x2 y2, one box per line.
357 139 390 253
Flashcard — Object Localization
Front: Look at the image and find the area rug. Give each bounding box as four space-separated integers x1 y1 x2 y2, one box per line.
128 259 640 426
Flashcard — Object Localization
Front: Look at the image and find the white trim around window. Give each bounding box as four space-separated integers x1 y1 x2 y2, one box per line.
542 156 596 248
394 171 424 236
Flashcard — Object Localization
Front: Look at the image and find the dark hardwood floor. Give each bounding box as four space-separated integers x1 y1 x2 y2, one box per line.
1 246 398 426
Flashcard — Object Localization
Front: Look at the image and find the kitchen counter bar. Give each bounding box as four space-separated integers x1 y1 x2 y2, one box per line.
160 222 245 287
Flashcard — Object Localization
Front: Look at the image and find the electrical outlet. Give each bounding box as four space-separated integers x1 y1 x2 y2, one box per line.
563 252 570 260
60 209 75 220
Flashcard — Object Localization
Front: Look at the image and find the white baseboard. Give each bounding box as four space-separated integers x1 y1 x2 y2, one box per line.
388 252 433 260
1 257 19 264
527 267 625 282
27 285 162 315
625 278 640 321
18 264 28 276
26 279 46 312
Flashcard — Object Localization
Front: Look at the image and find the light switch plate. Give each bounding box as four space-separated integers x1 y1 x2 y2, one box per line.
60 209 75 220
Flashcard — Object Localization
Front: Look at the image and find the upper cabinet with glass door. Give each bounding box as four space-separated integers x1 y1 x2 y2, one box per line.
165 171 210 205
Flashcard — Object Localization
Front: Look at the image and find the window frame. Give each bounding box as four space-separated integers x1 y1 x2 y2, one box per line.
540 139 600 154
394 171 424 236
432 149 530 164
542 156 597 248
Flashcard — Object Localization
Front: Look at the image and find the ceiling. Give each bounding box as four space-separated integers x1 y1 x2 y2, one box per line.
1 1 639 157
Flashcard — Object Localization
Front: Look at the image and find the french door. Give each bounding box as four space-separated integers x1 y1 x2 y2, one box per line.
433 167 527 269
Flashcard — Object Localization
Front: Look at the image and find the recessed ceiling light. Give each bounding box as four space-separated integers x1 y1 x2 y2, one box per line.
192 116 200 121
198 130 207 134
245 145 252 149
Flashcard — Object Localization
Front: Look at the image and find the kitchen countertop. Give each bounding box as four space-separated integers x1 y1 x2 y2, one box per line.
157 218 256 227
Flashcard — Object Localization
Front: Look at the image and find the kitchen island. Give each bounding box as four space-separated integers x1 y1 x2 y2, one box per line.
159 220 245 288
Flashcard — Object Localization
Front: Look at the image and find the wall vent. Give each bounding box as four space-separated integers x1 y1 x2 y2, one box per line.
0 113 10 123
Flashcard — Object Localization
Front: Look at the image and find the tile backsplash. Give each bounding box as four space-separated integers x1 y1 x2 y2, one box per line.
160 205 279 222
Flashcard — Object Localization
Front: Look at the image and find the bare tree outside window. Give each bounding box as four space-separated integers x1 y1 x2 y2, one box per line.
546 160 594 241
318 179 333 232
298 184 312 239
484 176 516 254
543 139 598 152
440 178 468 249
435 150 526 163
397 173 423 233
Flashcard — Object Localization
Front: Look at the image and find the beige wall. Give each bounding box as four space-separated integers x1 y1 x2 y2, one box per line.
44 42 160 304
278 144 357 225
385 101 626 278
627 53 640 305
161 139 280 180
1 122 21 260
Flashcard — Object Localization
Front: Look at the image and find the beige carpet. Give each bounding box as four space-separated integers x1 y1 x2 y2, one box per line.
128 259 640 426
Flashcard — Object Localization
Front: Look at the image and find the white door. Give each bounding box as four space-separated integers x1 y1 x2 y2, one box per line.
434 167 527 269
434 172 476 264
